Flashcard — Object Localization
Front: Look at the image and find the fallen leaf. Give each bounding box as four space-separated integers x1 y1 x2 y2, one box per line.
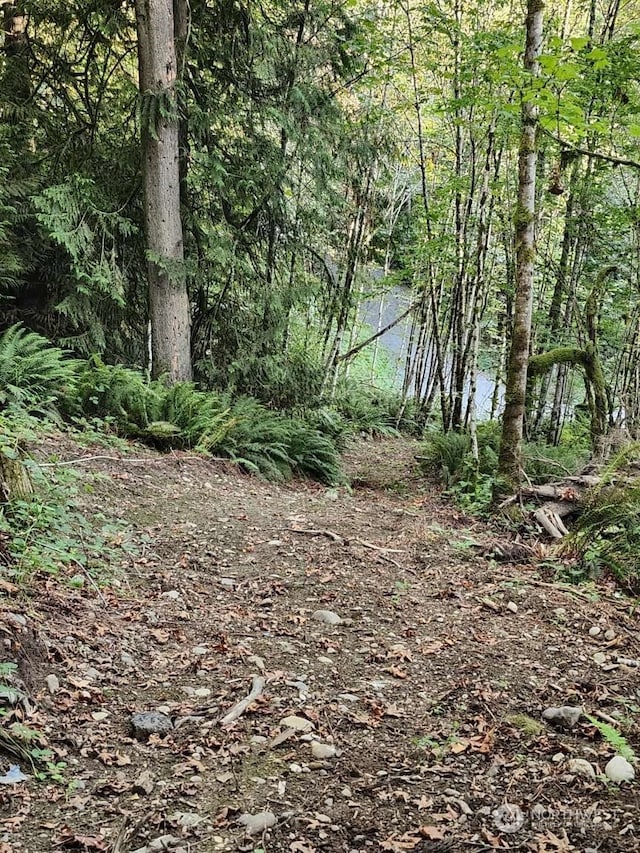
419 826 446 840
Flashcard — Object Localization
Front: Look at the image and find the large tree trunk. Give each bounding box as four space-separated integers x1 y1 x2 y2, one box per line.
496 0 544 492
135 0 192 382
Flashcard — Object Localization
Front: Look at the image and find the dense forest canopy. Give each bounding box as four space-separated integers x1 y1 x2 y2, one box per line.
1 0 640 485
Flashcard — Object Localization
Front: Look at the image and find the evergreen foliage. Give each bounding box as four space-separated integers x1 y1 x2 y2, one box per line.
0 325 77 413
563 448 640 589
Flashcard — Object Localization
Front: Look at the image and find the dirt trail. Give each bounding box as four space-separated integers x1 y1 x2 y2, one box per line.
2 437 639 853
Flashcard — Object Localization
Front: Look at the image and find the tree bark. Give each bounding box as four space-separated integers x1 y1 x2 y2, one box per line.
135 0 192 382
497 0 544 492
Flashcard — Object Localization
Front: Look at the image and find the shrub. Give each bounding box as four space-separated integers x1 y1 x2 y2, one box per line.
562 445 640 590
0 324 78 414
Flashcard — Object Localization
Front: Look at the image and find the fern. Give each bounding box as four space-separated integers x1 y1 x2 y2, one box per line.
562 445 640 588
585 714 637 763
0 324 78 413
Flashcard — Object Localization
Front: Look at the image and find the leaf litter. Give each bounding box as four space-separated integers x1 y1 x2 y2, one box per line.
0 435 639 851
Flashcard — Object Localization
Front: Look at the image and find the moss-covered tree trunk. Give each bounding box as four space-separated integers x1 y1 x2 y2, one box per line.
497 0 545 492
498 0 544 489
0 451 33 504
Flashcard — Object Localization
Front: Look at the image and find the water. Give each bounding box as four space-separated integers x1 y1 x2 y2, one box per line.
359 284 502 419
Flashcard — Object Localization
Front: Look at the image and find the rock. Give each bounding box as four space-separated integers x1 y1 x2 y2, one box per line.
506 601 518 613
542 706 582 729
91 711 109 722
567 758 596 779
289 763 303 773
0 765 29 784
247 654 266 671
169 812 202 829
191 646 208 656
132 835 183 853
605 755 635 783
604 629 616 641
121 652 135 668
312 609 342 626
237 811 277 835
82 666 101 681
593 652 607 665
588 626 601 637
130 711 173 740
5 613 26 629
311 741 337 759
162 590 181 600
193 687 211 698
552 752 565 763
133 769 155 795
281 715 314 732
45 674 60 694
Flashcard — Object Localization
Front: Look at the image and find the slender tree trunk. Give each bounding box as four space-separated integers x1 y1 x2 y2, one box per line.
135 0 192 382
497 0 544 491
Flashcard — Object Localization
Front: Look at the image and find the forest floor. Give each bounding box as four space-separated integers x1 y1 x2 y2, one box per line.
2 436 640 853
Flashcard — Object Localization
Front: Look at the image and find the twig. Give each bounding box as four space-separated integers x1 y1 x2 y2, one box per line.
37 454 209 467
220 675 266 727
351 537 405 554
287 527 344 543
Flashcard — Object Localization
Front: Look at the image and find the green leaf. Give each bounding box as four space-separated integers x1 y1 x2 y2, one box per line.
570 37 590 52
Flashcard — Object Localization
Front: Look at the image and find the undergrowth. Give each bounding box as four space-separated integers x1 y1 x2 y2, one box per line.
420 421 590 515
561 445 640 591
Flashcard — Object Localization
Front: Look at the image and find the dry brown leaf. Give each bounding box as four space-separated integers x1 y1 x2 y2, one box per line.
385 665 408 679
379 832 421 851
418 825 446 840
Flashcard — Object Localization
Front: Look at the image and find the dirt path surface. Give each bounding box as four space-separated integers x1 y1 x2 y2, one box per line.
2 437 640 853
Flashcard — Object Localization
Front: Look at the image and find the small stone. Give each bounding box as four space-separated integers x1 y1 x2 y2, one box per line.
193 687 211 698
604 629 616 641
250 735 267 745
237 811 277 835
45 674 60 694
5 613 26 628
318 656 334 665
191 646 208 656
589 626 601 637
312 610 342 626
553 607 566 618
341 786 353 797
506 601 518 613
170 812 202 829
542 706 582 729
162 590 181 600
289 763 303 773
130 711 173 739
552 752 565 763
311 741 337 759
247 654 265 671
593 652 607 665
605 755 635 783
82 666 101 681
133 769 155 795
280 715 314 732
91 711 110 722
121 652 135 668
219 577 235 587
69 574 85 588
567 758 596 779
